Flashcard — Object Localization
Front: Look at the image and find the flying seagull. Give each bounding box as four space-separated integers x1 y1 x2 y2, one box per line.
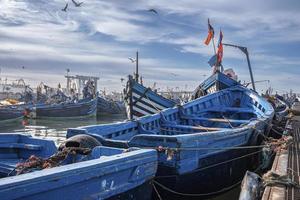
148 9 158 15
128 57 136 63
72 0 84 7
62 3 68 12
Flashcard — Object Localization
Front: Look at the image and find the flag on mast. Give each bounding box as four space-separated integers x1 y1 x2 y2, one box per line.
217 30 223 64
204 18 214 45
208 54 217 67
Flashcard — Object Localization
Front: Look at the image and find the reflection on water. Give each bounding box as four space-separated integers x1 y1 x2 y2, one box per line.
0 114 241 200
0 114 127 146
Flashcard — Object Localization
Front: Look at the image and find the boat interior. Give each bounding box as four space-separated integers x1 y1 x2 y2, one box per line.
0 134 137 178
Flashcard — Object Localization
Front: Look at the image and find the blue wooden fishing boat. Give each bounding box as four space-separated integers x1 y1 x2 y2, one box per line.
124 75 177 119
190 70 240 99
68 86 274 198
97 96 125 115
0 106 25 122
124 71 239 120
0 133 157 200
29 97 97 118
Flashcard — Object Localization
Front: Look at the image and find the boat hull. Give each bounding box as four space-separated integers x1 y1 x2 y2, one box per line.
0 107 24 122
155 147 259 199
97 96 125 115
32 98 97 118
0 134 157 200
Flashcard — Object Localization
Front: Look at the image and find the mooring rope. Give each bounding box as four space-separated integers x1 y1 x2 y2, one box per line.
152 179 242 197
152 141 295 198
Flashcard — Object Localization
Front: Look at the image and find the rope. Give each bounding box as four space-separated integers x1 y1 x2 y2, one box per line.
144 93 163 113
152 180 163 200
262 171 300 188
152 143 293 197
152 179 241 197
152 145 267 151
222 114 234 128
13 147 91 175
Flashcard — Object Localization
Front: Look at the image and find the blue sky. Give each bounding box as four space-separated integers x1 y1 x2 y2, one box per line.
0 0 299 94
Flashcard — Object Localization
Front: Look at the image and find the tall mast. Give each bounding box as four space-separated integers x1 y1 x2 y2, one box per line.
135 51 139 82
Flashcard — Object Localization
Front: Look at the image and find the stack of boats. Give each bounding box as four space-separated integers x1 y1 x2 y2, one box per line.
0 68 278 199
0 84 126 122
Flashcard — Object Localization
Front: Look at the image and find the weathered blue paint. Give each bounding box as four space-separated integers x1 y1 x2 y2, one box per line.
0 134 157 200
32 97 97 118
68 86 274 197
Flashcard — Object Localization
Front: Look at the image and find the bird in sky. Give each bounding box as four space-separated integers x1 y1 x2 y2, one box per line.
148 9 158 14
128 57 136 63
72 0 84 7
61 3 68 12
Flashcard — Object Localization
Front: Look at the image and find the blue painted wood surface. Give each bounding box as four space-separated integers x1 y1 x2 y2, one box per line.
68 86 274 197
0 134 157 200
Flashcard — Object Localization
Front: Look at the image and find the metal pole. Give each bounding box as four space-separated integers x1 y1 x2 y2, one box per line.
212 37 217 55
245 49 256 91
222 43 256 91
135 51 139 82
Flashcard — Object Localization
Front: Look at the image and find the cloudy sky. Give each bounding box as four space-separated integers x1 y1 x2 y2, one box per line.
0 0 299 94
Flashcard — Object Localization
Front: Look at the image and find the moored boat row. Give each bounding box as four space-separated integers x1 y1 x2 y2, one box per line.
68 85 274 199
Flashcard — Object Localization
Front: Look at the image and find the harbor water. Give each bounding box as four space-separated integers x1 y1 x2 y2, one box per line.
0 115 241 200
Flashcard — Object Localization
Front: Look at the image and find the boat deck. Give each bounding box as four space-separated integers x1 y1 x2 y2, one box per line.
262 116 300 200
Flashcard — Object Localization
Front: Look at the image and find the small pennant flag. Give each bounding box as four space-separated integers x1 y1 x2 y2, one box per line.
217 30 223 47
217 30 223 64
208 54 217 67
204 18 214 45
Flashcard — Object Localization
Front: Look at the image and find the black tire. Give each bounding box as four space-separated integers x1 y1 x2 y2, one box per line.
59 134 101 151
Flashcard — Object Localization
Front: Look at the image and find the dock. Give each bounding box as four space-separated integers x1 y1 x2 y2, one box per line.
262 115 300 200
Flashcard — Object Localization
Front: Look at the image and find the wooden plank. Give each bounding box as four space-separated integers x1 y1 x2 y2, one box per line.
162 124 230 131
180 115 250 124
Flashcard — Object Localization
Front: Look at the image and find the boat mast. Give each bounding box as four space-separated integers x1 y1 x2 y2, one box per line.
223 43 256 91
135 51 139 82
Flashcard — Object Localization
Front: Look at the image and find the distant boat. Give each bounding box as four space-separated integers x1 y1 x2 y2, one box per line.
68 86 274 198
0 133 157 200
97 96 125 115
0 106 24 122
274 95 289 121
124 70 240 119
29 97 97 118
